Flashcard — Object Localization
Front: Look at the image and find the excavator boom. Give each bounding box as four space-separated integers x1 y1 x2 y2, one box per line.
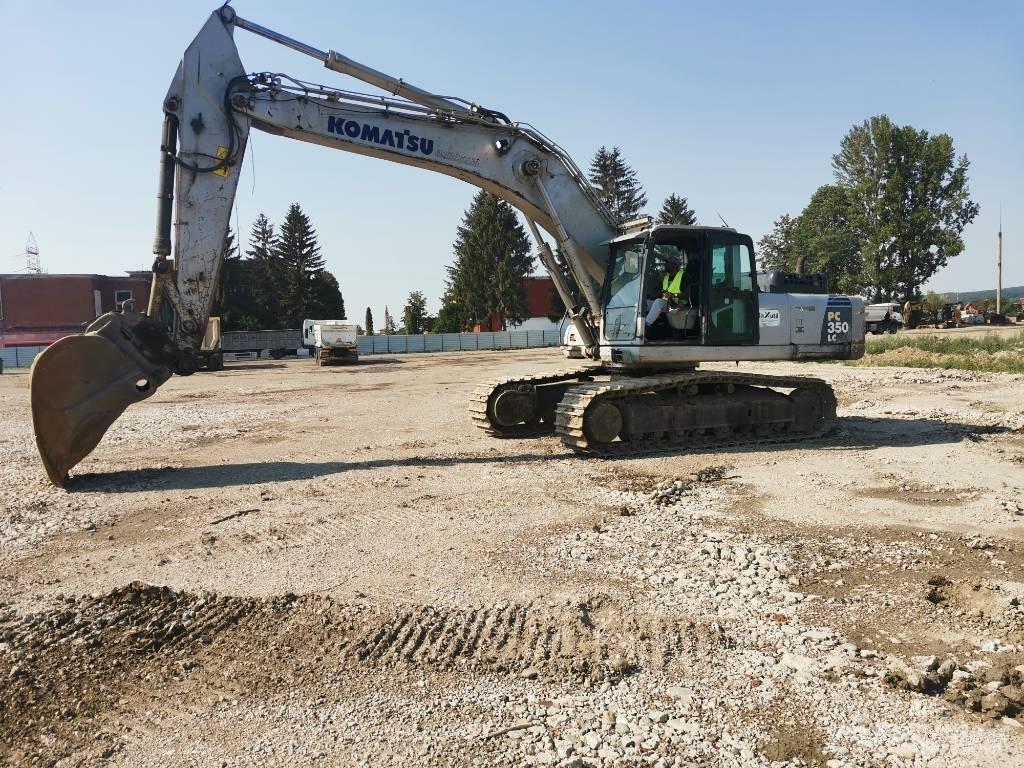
31 6 615 485
30 5 863 486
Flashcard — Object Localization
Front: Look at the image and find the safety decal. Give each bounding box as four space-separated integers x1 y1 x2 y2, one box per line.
212 146 230 177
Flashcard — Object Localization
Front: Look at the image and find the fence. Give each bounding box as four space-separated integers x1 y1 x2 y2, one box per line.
0 345 47 370
358 330 561 355
0 330 562 369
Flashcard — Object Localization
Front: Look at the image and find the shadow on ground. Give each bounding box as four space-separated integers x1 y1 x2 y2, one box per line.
214 364 288 372
65 416 1013 493
67 452 560 492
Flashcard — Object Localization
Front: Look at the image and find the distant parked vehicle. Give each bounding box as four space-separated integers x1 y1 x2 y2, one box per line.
221 328 303 359
864 303 903 334
937 303 963 328
303 319 359 365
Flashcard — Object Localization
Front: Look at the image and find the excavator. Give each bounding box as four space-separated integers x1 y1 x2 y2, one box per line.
30 6 865 487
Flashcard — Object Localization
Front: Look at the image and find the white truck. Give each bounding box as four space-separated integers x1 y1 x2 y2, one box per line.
864 302 903 335
303 319 359 365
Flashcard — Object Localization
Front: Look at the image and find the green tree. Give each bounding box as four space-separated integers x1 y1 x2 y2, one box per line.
223 225 238 261
445 191 534 329
589 146 648 223
832 115 979 301
309 269 345 319
656 194 697 226
793 185 865 295
274 203 325 326
364 306 374 335
756 214 798 272
244 212 281 328
431 296 464 333
402 291 429 334
212 226 238 326
383 306 397 335
757 189 864 294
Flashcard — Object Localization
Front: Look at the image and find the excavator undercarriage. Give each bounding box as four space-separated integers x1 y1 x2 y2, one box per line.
470 370 837 457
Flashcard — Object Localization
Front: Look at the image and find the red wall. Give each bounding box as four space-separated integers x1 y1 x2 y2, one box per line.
0 274 151 346
471 276 556 332
524 277 555 318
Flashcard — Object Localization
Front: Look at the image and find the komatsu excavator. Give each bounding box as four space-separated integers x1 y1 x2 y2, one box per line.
30 6 865 487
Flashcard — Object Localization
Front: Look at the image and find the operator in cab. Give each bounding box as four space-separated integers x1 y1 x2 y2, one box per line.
644 255 685 327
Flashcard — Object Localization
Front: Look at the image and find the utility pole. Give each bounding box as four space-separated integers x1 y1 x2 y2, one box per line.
996 207 1003 315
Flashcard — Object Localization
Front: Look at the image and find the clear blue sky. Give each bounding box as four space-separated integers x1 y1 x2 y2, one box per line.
1 1 1020 315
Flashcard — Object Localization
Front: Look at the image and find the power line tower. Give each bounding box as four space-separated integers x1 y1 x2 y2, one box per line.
24 232 41 274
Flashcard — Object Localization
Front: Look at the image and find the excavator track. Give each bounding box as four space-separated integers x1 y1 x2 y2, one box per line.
555 370 836 457
468 367 603 438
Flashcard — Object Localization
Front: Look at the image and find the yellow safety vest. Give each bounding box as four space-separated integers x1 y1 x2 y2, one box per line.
662 271 683 297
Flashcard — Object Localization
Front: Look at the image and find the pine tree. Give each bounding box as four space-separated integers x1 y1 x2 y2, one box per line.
212 226 240 326
309 270 345 319
274 203 325 327
445 191 533 330
588 146 648 223
245 212 280 328
402 291 429 334
383 306 397 335
364 307 374 335
431 293 464 333
656 194 697 226
223 226 238 260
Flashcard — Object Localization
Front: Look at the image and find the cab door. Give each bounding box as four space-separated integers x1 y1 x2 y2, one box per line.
704 232 759 345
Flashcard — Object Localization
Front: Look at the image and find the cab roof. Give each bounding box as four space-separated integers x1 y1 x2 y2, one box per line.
601 224 738 247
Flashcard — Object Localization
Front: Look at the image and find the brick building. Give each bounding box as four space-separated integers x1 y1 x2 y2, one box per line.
0 272 151 347
475 275 563 332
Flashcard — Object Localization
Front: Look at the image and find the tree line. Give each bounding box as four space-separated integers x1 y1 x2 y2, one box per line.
758 114 979 302
217 203 345 330
218 147 694 335
219 116 978 332
432 147 696 332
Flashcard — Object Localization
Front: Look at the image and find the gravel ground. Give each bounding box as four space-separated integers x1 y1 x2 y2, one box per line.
1 349 1023 766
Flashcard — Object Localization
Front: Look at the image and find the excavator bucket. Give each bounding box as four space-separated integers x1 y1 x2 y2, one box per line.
30 312 174 487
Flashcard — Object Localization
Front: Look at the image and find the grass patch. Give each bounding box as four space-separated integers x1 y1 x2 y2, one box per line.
848 330 1024 373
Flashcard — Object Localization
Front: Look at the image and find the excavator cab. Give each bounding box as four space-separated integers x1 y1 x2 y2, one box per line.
602 226 760 349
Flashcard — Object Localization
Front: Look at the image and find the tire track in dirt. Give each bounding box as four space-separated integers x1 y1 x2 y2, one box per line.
0 584 721 764
342 602 710 675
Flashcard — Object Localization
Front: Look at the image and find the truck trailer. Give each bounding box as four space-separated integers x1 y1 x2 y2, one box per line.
304 319 359 365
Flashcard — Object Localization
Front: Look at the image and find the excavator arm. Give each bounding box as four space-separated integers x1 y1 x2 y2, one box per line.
30 5 617 486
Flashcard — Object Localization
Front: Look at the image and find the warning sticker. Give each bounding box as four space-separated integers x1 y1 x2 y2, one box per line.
212 146 230 177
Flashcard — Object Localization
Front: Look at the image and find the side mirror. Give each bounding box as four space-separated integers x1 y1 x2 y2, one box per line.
624 252 640 276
